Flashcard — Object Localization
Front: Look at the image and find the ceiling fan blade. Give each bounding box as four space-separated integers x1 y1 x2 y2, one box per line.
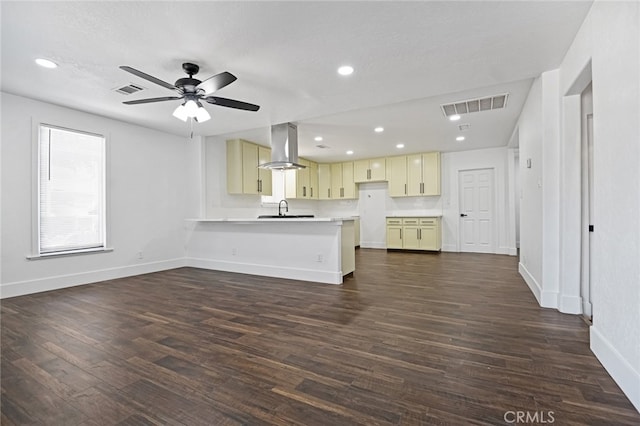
119 66 177 90
123 96 182 105
196 72 237 94
205 96 260 111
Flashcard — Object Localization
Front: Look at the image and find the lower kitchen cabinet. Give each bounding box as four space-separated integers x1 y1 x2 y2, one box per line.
386 217 441 251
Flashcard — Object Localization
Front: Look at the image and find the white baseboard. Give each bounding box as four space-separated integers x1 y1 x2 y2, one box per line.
0 258 187 299
186 257 343 285
498 246 518 256
559 294 582 314
360 241 386 249
591 326 640 413
540 290 559 309
519 262 542 305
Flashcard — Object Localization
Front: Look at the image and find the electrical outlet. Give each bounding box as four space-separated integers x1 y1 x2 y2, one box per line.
316 254 323 262
137 251 143 259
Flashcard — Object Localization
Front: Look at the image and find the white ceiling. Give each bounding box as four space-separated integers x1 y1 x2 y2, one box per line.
1 1 592 162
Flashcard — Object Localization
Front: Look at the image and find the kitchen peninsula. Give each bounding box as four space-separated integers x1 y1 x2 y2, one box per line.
185 217 355 284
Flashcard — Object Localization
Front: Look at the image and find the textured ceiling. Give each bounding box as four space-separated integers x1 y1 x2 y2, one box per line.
1 1 592 161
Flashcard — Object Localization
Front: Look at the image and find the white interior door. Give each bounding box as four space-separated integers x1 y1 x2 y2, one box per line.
459 168 495 253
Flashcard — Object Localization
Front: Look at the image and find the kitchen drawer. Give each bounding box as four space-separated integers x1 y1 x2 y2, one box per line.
386 218 403 225
420 218 438 225
402 218 419 225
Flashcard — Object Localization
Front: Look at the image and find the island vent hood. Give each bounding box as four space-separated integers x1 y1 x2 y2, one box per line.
259 122 306 170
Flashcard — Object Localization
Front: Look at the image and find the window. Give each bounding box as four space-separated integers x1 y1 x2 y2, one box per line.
260 170 286 205
38 125 106 255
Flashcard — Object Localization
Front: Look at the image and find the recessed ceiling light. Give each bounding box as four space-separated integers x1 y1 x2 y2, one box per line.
35 58 57 69
374 127 384 133
396 143 405 149
346 150 354 155
456 136 465 141
449 114 461 121
337 65 354 76
314 136 323 142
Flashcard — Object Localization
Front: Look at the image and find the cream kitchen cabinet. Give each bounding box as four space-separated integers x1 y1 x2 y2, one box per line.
407 152 440 196
227 139 272 195
386 155 409 197
386 217 404 249
318 164 332 200
386 217 441 251
285 159 319 199
308 161 319 199
330 162 357 199
354 158 386 183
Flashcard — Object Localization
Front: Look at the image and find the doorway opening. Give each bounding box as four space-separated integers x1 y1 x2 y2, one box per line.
581 82 594 322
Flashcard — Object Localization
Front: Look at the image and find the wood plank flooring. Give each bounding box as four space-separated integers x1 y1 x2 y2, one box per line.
2 250 639 425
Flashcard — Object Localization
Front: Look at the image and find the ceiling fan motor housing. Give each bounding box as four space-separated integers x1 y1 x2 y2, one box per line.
175 77 202 93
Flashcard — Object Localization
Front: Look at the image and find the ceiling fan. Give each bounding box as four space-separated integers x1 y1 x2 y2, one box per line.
119 62 260 122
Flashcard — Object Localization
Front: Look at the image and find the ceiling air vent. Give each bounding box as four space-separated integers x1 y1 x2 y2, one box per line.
440 93 509 117
114 83 145 95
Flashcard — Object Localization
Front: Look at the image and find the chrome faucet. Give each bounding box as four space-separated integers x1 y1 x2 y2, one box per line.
278 199 289 216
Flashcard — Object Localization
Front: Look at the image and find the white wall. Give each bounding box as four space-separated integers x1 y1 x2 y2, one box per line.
516 0 640 411
441 147 514 255
0 92 193 298
517 77 545 303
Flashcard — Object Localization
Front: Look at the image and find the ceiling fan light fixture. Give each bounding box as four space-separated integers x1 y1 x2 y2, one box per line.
184 99 199 116
195 106 211 123
172 104 189 122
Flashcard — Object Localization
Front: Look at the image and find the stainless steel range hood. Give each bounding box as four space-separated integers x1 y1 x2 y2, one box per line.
259 122 306 170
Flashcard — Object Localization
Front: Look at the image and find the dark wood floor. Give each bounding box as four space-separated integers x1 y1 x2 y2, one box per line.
2 250 639 425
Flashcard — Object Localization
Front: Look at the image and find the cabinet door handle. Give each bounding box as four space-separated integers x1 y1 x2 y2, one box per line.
418 229 421 239
341 188 344 197
328 188 331 198
311 188 313 198
400 229 402 239
257 180 261 192
404 183 407 194
303 186 306 197
367 169 371 180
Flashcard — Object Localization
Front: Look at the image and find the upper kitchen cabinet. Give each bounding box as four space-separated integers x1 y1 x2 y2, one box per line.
285 159 318 199
330 162 358 199
407 152 440 196
308 161 319 200
354 158 386 183
386 155 408 197
226 139 272 196
318 164 332 200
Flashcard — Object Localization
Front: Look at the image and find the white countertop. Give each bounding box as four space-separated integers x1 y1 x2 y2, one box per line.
186 217 355 223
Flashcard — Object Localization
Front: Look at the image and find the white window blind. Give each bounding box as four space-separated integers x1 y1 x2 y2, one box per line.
39 125 106 254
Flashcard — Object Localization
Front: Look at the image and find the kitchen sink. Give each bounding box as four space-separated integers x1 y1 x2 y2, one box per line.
257 215 315 219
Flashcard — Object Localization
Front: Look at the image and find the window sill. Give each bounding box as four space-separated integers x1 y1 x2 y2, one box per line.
27 247 114 260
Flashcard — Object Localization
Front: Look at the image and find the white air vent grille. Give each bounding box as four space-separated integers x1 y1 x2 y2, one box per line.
441 93 509 117
114 83 145 95
316 144 331 149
